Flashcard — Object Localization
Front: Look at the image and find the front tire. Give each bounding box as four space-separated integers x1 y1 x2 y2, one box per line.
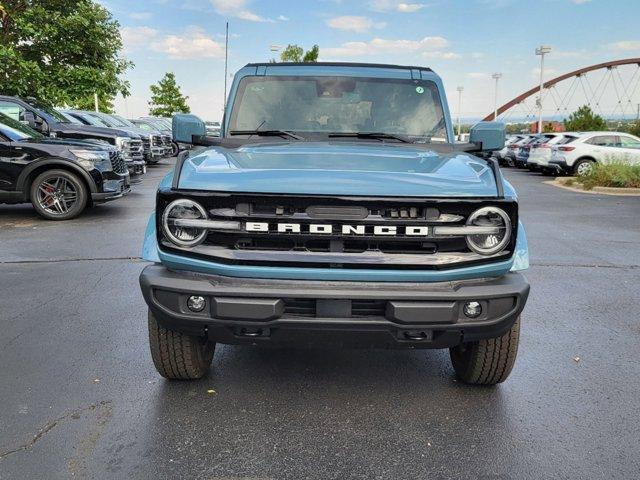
30 169 88 220
449 316 521 385
171 141 180 157
148 310 215 380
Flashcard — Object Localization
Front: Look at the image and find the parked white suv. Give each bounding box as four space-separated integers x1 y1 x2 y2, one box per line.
549 132 640 175
495 135 524 165
528 133 581 174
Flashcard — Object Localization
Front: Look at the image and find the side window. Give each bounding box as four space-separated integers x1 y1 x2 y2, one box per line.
587 135 618 147
619 136 640 149
0 101 25 122
557 136 578 145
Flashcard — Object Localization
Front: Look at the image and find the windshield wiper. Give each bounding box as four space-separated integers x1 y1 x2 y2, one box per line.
229 129 305 141
328 132 413 143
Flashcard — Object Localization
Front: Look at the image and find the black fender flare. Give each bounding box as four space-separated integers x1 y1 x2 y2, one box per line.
16 157 98 194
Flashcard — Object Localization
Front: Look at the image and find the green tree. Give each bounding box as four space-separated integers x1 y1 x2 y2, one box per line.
564 105 607 132
73 93 115 113
302 45 319 62
505 123 529 134
0 0 131 108
280 44 319 62
628 122 640 138
148 73 190 117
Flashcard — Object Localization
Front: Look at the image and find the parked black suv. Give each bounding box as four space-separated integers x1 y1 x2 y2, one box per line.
0 96 146 176
0 113 130 220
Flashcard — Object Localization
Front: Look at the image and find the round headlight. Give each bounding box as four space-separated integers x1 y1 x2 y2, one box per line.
162 199 208 247
466 207 511 255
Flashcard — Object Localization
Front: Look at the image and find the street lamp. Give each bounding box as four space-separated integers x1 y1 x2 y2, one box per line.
269 44 281 63
535 45 552 133
456 86 464 140
492 73 502 121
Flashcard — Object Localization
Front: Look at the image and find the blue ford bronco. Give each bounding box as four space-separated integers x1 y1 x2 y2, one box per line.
140 62 530 385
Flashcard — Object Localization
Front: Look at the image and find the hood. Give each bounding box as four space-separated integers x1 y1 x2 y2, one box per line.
52 123 135 139
177 141 500 197
113 126 155 138
20 137 114 151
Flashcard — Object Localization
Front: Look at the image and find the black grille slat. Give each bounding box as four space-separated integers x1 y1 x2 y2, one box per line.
283 299 316 317
283 299 387 318
109 151 127 174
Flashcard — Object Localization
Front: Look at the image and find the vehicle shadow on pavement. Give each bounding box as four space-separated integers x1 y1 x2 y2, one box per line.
135 345 514 478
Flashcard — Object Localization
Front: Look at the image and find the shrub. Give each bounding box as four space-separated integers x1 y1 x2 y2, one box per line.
579 162 640 190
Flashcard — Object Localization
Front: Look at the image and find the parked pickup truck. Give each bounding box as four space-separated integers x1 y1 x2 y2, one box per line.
140 62 530 385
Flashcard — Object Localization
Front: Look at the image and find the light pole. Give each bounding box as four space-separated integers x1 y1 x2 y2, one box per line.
270 44 281 61
492 73 502 121
456 86 464 140
535 45 551 133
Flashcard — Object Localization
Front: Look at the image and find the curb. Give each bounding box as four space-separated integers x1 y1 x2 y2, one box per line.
544 178 640 197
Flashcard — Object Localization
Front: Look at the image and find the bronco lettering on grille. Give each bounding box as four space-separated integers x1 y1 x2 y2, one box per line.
245 222 430 237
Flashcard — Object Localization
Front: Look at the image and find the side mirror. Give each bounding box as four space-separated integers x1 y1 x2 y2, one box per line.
22 111 37 129
172 114 206 144
469 121 506 151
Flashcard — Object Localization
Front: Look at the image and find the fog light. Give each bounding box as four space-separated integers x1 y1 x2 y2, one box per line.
187 295 206 312
463 301 482 318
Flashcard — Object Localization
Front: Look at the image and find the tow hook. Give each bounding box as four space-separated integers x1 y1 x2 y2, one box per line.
402 330 432 341
236 327 269 338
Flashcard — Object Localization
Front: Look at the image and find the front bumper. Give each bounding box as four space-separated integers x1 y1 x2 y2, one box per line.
126 160 146 176
149 146 165 158
548 160 569 172
140 265 529 349
91 172 131 203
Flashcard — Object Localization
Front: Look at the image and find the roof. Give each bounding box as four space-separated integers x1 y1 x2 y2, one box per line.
245 62 433 72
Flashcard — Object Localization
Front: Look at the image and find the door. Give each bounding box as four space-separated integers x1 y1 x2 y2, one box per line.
0 120 38 194
0 138 25 193
615 135 640 165
585 135 623 164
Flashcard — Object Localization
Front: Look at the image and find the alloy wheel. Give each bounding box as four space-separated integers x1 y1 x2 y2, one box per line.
36 176 78 215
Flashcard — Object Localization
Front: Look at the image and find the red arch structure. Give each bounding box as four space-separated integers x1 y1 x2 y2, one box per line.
482 57 640 121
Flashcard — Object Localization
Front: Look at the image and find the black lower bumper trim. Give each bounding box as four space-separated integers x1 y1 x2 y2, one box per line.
139 265 529 349
548 160 569 171
91 187 131 203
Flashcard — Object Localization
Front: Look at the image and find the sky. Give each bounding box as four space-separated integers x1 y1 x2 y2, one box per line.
104 0 640 121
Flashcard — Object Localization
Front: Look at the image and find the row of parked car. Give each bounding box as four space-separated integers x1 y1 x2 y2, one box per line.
0 95 179 220
494 130 640 175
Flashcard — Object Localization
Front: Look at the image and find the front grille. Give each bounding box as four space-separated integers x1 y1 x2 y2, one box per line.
162 135 171 146
141 138 151 154
109 151 127 174
122 139 144 161
283 299 387 318
157 193 517 270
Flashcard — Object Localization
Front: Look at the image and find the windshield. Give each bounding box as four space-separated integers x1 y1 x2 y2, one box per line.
23 99 70 123
133 121 153 131
229 76 447 142
0 112 43 141
149 118 170 129
82 113 111 128
58 111 84 125
110 115 135 128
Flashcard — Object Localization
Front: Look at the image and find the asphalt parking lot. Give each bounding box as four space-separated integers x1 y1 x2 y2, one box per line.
1 161 639 479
